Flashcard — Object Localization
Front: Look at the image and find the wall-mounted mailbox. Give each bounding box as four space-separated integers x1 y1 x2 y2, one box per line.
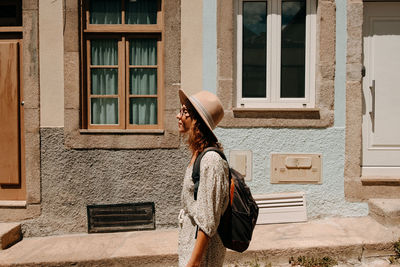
229 150 252 181
271 153 322 184
285 157 312 169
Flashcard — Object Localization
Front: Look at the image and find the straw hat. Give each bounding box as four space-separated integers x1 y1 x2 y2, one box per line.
179 89 224 141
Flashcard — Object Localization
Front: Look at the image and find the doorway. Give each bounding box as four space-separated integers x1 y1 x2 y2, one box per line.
0 39 25 200
362 2 400 177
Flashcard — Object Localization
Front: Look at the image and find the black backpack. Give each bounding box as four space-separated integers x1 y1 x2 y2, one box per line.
192 147 259 253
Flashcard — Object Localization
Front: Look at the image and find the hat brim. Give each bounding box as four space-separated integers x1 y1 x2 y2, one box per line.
179 89 218 142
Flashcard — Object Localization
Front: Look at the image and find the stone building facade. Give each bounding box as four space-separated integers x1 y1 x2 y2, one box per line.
1 0 399 237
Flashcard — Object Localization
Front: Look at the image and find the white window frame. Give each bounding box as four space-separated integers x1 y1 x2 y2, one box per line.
236 0 316 108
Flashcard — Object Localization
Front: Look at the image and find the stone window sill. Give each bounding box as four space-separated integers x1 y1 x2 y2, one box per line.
0 201 27 209
79 129 165 135
218 107 332 128
361 176 400 186
232 108 320 119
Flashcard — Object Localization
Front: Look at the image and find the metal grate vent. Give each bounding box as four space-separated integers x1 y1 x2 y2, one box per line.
87 202 155 233
255 192 307 224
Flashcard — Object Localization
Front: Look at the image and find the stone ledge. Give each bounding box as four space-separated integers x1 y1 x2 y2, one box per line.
0 201 27 209
0 223 22 250
361 176 400 186
232 108 320 119
79 129 165 135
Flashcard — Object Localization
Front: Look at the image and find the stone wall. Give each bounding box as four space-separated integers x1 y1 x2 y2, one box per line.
22 128 189 237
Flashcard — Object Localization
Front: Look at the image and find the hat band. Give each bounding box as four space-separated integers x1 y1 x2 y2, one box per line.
189 96 215 129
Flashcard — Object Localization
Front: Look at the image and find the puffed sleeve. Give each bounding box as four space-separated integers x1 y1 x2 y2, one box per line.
192 151 230 237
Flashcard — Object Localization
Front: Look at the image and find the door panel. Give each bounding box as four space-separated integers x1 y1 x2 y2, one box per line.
362 3 400 175
0 41 20 185
373 20 400 146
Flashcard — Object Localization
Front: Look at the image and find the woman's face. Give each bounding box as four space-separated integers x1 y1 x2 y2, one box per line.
176 105 194 133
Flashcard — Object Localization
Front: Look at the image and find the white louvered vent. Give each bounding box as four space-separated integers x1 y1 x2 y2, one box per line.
255 192 307 224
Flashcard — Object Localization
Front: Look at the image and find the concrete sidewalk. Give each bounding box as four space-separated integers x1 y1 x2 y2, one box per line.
0 216 399 266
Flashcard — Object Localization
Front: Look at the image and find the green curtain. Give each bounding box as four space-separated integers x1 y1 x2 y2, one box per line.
91 98 119 124
90 0 121 24
126 0 157 24
130 98 157 125
130 69 157 95
129 39 157 125
91 69 118 95
91 39 118 65
130 39 157 65
91 39 119 125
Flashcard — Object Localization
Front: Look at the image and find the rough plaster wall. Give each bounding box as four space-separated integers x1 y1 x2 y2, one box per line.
23 126 368 237
23 128 189 237
215 127 368 219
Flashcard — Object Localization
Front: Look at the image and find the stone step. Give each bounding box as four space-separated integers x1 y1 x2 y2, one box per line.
0 217 399 266
0 223 22 250
369 198 400 227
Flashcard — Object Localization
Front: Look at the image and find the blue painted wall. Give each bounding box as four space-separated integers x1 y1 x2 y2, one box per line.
205 0 368 218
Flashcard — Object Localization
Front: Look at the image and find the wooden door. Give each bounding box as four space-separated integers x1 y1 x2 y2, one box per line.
362 3 400 176
0 40 25 200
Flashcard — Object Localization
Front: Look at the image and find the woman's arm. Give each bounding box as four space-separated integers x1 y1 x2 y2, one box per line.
186 229 210 267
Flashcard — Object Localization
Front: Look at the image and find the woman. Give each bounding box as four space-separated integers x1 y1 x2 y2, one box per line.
176 89 230 267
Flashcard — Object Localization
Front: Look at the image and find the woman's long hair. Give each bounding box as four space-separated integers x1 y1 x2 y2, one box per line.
184 100 223 156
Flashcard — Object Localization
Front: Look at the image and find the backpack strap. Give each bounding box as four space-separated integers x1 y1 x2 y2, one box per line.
191 147 227 201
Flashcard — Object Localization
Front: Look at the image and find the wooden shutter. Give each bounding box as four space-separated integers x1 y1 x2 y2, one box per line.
0 41 20 185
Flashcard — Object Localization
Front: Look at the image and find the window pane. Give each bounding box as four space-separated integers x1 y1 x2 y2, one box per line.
130 98 157 125
281 0 306 98
0 0 22 26
91 39 118 65
130 69 157 95
129 39 157 65
91 98 119 124
242 1 267 98
125 0 157 24
90 0 121 24
91 69 118 95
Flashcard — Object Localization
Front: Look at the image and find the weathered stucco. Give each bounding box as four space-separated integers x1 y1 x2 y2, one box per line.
22 125 368 237
215 127 368 218
22 128 189 237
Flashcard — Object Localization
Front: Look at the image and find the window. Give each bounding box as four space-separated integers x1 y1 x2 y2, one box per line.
0 0 22 27
83 0 163 130
237 0 316 108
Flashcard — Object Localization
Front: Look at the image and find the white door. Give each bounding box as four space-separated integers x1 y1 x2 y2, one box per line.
362 3 400 176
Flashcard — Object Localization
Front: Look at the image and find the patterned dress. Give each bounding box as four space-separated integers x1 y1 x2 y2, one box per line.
178 151 230 267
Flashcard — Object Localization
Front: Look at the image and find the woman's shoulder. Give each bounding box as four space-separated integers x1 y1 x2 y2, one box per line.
202 150 224 160
200 151 228 169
